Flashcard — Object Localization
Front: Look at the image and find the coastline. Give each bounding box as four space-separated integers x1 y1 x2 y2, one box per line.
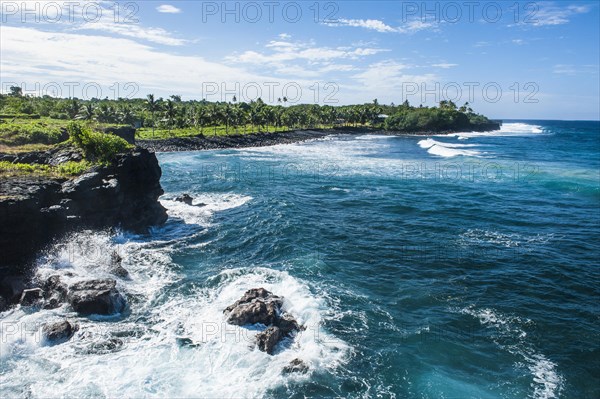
137 125 501 152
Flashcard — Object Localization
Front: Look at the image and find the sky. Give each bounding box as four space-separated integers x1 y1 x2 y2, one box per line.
1 0 599 120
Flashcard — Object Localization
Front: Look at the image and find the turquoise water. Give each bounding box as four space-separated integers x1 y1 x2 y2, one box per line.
1 121 598 398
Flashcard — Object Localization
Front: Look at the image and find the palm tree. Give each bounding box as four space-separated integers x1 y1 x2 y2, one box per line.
95 103 113 123
164 99 177 134
195 106 209 135
66 99 80 119
77 103 95 121
146 94 161 139
209 104 221 136
223 103 234 134
119 105 135 125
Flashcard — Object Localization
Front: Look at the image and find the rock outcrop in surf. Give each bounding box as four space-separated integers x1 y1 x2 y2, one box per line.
224 288 303 355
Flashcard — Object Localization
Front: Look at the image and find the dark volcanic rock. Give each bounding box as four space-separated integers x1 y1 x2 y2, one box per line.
225 288 276 311
224 288 302 355
86 337 124 354
227 300 281 326
19 288 44 306
276 313 302 336
109 251 129 278
224 288 283 326
256 326 281 355
0 147 167 282
42 320 78 343
102 126 136 145
42 275 68 309
282 358 309 374
67 279 125 315
175 193 194 205
138 129 331 152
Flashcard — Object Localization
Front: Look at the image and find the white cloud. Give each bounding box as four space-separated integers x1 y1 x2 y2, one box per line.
512 39 525 45
156 4 182 14
228 38 388 65
397 20 436 34
553 64 599 76
328 19 397 33
326 18 437 34
77 21 188 46
0 1 187 46
519 4 590 27
351 60 437 92
0 26 272 97
278 33 291 39
431 63 458 69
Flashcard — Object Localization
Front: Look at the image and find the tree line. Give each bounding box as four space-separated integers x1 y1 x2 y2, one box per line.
0 87 496 137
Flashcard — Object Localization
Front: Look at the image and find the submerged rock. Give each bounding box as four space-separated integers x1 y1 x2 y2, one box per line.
67 279 125 315
175 193 194 205
175 193 206 207
282 358 309 374
86 337 124 354
42 320 78 343
176 337 200 348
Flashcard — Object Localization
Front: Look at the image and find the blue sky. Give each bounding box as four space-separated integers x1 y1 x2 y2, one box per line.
1 1 599 119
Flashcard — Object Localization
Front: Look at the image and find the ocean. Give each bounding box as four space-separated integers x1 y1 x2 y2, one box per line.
1 121 599 398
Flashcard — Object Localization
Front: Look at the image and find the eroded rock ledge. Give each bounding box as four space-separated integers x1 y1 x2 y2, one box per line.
0 147 167 302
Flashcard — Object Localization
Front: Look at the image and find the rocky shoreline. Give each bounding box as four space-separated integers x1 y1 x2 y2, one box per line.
137 124 501 152
0 146 167 306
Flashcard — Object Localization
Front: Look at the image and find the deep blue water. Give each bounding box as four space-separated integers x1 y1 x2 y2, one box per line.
1 121 598 398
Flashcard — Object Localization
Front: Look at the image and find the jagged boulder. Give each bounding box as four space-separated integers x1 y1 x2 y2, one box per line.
282 358 309 374
224 288 302 355
224 288 283 326
42 275 68 309
67 279 125 315
256 326 281 355
109 251 129 278
277 313 302 336
175 193 194 205
20 288 44 306
42 320 78 343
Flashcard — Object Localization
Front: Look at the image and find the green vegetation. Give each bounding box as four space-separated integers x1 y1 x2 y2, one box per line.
0 120 64 146
67 122 132 164
56 160 93 176
1 88 497 144
0 160 91 178
383 101 482 132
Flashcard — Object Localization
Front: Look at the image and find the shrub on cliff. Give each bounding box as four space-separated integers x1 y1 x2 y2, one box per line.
68 122 132 164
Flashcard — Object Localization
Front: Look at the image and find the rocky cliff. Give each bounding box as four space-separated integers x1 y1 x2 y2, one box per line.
0 147 167 280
